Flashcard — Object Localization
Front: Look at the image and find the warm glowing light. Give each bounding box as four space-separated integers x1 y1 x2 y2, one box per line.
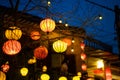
20 67 28 76
53 40 67 53
98 15 102 20
59 76 67 80
41 74 50 80
0 71 6 80
30 31 40 40
97 60 104 69
105 67 112 80
80 42 85 50
42 65 47 72
5 26 22 40
77 72 81 77
59 20 62 23
81 53 86 60
28 57 36 64
40 18 56 32
72 76 80 80
65 23 68 27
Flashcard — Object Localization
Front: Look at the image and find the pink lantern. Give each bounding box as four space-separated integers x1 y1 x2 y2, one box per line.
34 46 48 59
81 64 87 71
1 63 10 73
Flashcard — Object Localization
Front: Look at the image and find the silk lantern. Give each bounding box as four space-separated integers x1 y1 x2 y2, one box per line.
2 40 21 55
41 74 50 80
5 26 22 40
1 62 10 73
53 40 67 53
80 42 85 50
0 71 6 80
30 31 40 40
40 18 56 32
62 38 72 46
105 67 112 80
81 53 86 60
59 76 67 80
81 64 87 71
34 46 48 59
20 67 28 76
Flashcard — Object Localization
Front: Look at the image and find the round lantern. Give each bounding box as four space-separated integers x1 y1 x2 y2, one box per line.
53 40 67 53
2 40 21 55
59 76 67 80
34 46 48 59
1 62 10 73
40 18 56 32
0 71 6 80
62 38 72 46
73 76 80 80
30 31 41 40
80 42 85 50
20 67 28 76
41 73 50 80
81 53 86 60
5 26 22 40
81 64 87 71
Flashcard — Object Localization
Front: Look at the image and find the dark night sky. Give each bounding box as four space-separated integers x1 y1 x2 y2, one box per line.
0 0 120 54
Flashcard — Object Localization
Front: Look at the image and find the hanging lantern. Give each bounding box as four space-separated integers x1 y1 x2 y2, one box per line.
30 31 41 40
2 40 21 55
28 57 36 64
40 73 50 80
62 38 72 46
80 42 85 50
81 53 86 60
5 26 22 40
53 40 67 53
1 62 10 73
20 67 28 76
42 65 47 72
105 67 112 80
40 18 56 32
34 46 48 59
59 76 67 80
81 64 87 71
73 76 80 80
0 71 6 80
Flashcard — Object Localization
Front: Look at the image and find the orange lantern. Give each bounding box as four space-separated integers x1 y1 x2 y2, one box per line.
0 71 6 80
81 53 86 60
30 31 41 40
40 18 56 32
80 42 85 50
81 64 87 71
1 62 10 73
62 38 72 46
34 46 48 59
105 67 112 80
5 26 22 40
2 40 21 55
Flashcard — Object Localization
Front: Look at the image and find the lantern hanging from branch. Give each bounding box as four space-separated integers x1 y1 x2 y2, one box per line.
59 76 67 80
40 18 56 32
81 53 86 60
2 40 21 55
1 61 10 73
53 40 67 53
80 42 85 50
20 67 28 76
34 46 48 59
5 26 22 40
62 38 72 46
30 31 41 40
81 63 87 71
40 73 50 80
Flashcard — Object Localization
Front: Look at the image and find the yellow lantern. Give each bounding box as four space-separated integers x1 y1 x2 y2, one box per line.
59 76 67 80
20 67 28 76
40 73 50 80
0 71 6 80
40 18 56 32
5 26 22 40
72 76 80 80
53 40 67 53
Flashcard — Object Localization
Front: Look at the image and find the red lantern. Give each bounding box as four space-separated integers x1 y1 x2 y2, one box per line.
1 62 10 73
80 42 85 50
2 40 21 55
34 46 48 59
30 31 41 40
40 18 56 32
105 67 112 80
62 38 72 46
81 64 87 71
81 53 86 60
93 69 103 74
